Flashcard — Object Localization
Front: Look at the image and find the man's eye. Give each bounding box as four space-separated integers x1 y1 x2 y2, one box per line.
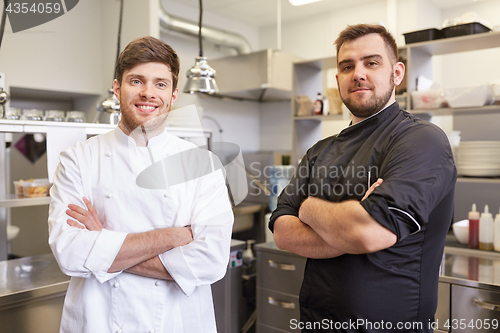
132 79 141 84
342 65 352 71
158 82 166 88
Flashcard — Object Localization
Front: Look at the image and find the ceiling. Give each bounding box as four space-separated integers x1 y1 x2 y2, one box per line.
164 0 494 27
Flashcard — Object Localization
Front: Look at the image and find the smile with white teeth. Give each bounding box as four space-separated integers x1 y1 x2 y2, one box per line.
136 105 157 111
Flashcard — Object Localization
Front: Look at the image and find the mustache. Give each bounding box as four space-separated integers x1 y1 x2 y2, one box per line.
349 83 373 92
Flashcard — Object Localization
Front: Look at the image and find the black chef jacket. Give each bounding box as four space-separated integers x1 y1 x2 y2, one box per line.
269 102 457 333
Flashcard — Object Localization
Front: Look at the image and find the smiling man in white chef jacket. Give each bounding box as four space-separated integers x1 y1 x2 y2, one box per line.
48 36 234 333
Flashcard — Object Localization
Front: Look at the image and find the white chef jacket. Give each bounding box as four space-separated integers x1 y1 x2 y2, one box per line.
48 126 234 333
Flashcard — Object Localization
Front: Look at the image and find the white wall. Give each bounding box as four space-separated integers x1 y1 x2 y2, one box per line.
259 101 291 152
100 0 161 93
259 0 387 60
1 0 103 95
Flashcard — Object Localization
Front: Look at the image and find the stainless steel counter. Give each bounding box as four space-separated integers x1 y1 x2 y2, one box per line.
2 242 499 332
442 248 500 292
0 239 250 332
0 253 69 307
0 253 69 332
4 245 498 299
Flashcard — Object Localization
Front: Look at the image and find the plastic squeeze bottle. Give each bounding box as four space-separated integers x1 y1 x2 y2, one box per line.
468 203 480 249
494 208 500 252
322 94 330 115
479 205 494 251
313 93 323 115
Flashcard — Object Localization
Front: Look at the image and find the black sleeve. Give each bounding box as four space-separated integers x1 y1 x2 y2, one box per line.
360 122 457 242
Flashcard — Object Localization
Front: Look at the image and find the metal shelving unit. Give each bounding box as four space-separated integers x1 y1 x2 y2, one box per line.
0 195 51 208
0 120 212 260
456 177 500 184
411 104 500 116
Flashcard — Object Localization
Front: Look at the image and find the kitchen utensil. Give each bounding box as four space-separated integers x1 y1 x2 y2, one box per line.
66 111 85 123
22 109 43 121
44 110 65 122
453 219 469 245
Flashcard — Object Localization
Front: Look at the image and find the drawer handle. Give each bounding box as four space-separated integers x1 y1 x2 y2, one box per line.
473 299 500 312
268 297 296 309
268 260 295 271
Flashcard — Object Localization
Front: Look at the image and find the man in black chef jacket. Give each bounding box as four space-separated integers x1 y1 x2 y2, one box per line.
269 24 456 333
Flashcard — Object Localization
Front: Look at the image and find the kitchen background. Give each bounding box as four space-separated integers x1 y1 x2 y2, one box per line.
0 0 499 257
1 1 500 332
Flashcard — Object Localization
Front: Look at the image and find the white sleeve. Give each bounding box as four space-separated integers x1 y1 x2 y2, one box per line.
159 167 234 296
48 145 128 283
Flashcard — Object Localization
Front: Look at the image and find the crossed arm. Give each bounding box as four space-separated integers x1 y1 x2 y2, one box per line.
273 178 397 258
66 197 192 279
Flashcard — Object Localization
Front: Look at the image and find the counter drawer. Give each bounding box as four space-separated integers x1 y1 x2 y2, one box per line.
256 323 292 333
451 285 500 333
257 287 300 332
257 251 306 294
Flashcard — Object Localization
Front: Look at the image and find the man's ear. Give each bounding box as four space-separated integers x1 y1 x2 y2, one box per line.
393 62 405 86
171 87 179 105
113 79 121 100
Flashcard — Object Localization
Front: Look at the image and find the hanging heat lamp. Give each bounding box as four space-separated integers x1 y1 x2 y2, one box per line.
183 0 219 95
95 0 123 124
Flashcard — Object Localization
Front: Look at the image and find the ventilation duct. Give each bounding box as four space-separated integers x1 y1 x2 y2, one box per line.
159 2 301 102
159 4 252 55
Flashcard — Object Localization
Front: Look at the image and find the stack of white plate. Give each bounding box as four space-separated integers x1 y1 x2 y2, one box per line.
457 141 500 177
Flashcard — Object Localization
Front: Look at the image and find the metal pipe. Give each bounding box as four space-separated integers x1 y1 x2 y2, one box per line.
159 2 252 55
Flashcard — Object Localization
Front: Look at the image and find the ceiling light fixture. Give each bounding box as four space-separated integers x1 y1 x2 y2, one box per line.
183 0 219 95
289 0 323 6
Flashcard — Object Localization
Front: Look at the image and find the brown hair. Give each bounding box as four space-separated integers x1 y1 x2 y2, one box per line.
115 36 180 90
335 24 398 64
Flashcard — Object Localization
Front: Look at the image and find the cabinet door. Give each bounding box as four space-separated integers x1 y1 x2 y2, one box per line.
257 251 306 295
256 323 292 333
435 282 451 331
451 285 500 332
257 287 300 332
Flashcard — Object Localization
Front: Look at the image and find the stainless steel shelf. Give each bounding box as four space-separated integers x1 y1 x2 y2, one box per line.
444 245 500 260
0 119 114 135
0 195 51 208
457 177 500 184
410 104 500 116
0 120 212 138
294 56 337 70
406 30 500 56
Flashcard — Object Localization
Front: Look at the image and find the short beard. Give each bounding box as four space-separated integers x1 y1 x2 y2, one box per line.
341 76 394 119
119 101 171 138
